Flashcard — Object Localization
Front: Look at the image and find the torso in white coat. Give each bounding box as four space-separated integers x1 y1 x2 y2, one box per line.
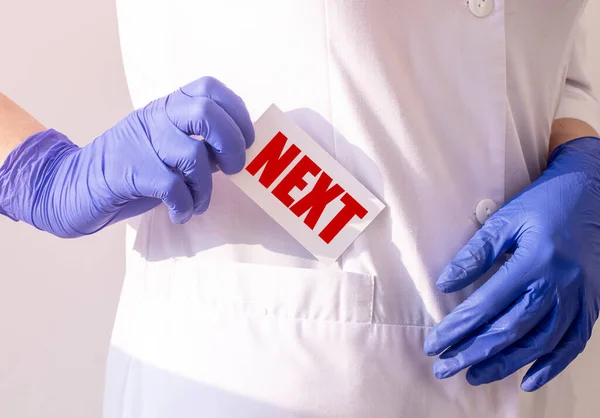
104 1 593 417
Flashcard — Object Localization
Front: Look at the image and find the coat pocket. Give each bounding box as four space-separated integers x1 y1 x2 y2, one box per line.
169 259 375 324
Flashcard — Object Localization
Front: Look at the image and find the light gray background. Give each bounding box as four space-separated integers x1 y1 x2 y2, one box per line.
1 2 599 417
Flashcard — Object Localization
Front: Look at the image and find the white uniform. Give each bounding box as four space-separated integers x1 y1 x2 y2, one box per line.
105 1 600 417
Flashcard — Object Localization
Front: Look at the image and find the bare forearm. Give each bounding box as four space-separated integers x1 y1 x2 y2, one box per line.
0 93 46 164
549 118 599 156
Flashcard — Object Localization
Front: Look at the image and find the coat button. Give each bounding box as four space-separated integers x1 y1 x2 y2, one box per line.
469 0 494 18
475 199 498 224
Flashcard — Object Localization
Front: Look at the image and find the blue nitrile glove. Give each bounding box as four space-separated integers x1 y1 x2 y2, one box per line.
0 77 254 237
424 136 600 392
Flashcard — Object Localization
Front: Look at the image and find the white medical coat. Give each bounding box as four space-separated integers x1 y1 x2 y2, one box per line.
104 1 600 417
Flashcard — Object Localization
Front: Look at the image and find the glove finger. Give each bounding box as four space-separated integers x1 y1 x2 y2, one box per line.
432 279 555 379
110 198 162 224
191 142 213 214
436 217 516 293
156 127 213 214
207 148 219 173
137 166 194 224
520 311 591 392
181 140 212 215
179 76 255 148
166 95 246 174
424 247 535 356
466 303 576 386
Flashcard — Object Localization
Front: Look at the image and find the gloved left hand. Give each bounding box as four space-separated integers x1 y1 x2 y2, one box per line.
424 136 600 391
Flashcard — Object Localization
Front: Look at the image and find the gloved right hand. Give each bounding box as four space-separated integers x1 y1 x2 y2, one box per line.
0 76 254 238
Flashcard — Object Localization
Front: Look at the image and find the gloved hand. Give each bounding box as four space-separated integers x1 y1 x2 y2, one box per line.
0 77 254 237
424 136 600 391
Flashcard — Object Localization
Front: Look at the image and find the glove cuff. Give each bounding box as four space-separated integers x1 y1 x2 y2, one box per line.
0 129 78 226
547 136 600 175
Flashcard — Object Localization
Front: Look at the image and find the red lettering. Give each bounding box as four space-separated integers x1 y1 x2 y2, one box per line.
246 132 301 188
272 156 321 207
289 172 344 229
318 193 368 244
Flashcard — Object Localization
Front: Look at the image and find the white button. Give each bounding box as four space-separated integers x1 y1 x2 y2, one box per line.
469 0 494 18
475 199 498 224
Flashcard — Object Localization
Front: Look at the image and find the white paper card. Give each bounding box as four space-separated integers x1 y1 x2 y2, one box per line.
230 104 385 265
